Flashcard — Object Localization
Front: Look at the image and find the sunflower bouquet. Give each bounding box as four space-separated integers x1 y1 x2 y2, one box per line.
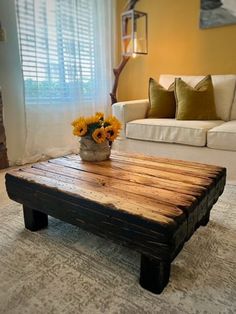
71 112 121 144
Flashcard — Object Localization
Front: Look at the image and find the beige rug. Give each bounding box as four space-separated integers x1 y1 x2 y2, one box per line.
0 170 236 314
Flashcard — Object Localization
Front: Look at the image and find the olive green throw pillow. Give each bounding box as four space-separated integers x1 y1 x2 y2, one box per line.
147 78 176 118
175 75 218 120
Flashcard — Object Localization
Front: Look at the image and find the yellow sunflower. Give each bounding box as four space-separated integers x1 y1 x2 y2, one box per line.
105 125 119 142
71 117 87 136
92 127 106 143
104 115 122 130
95 112 104 120
85 115 101 125
71 117 84 127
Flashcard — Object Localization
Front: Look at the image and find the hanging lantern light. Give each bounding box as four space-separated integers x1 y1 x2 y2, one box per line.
121 9 148 57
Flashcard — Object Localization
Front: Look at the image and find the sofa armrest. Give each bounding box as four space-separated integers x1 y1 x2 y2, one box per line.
112 99 149 137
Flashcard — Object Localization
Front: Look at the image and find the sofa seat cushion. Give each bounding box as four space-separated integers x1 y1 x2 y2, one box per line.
207 121 236 151
126 119 224 147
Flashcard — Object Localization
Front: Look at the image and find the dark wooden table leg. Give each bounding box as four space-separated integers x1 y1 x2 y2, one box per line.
139 254 170 294
23 205 48 231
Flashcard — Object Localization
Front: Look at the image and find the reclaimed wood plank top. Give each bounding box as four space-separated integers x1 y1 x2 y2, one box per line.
5 151 226 236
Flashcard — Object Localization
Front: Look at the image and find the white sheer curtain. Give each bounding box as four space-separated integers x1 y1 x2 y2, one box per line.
15 0 115 163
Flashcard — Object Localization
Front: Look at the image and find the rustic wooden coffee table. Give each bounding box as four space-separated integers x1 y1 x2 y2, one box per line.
5 152 226 294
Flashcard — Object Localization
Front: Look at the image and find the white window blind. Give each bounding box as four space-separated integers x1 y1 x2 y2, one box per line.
16 0 98 105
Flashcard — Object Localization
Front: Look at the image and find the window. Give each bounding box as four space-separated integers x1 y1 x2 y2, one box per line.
16 0 98 105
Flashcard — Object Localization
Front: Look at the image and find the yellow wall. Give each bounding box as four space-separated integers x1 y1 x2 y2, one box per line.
116 0 236 101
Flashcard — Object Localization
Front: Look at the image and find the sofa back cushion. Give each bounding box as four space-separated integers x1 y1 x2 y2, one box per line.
230 92 236 120
159 74 236 121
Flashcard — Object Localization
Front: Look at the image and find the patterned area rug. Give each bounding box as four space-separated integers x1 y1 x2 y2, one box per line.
0 171 236 314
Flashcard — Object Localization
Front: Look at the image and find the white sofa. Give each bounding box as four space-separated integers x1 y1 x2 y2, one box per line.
112 74 236 182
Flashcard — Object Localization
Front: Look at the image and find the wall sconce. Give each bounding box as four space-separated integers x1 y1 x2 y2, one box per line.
121 9 148 57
